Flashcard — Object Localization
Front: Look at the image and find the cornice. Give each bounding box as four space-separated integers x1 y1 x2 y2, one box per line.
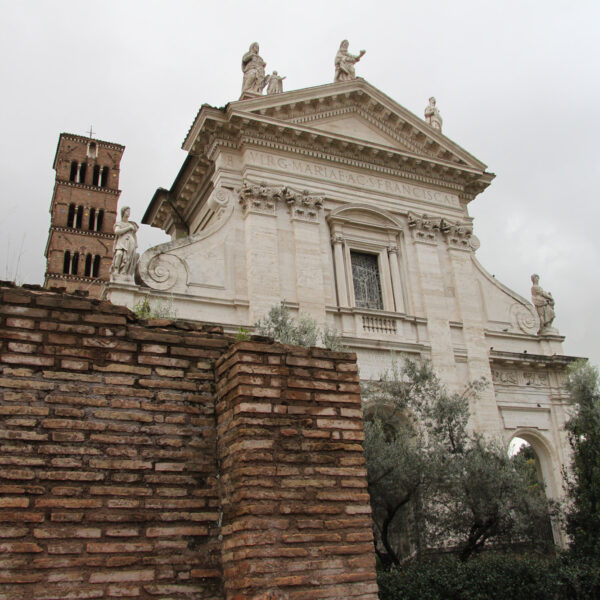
45 273 106 285
55 179 121 196
49 226 115 240
59 133 125 152
489 350 576 368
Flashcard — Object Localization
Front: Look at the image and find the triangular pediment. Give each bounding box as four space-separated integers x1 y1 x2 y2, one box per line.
298 112 412 152
219 79 488 170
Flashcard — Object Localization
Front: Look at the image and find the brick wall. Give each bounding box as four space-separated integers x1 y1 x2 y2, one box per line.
0 283 378 600
215 343 378 600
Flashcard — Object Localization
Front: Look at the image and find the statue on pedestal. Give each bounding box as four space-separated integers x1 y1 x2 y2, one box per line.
111 206 138 281
334 40 365 82
266 71 286 95
241 42 267 98
530 273 556 334
424 97 443 131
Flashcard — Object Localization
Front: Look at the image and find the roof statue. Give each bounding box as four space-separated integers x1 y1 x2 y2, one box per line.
266 71 286 95
424 96 443 131
531 273 556 334
240 42 267 99
334 40 366 82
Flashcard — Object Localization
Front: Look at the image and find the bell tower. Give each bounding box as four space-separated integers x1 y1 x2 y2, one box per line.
44 132 125 298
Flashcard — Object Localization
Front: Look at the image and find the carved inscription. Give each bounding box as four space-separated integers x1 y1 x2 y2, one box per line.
245 150 460 207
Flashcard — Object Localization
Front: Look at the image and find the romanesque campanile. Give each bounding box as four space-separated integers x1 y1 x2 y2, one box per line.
44 133 124 298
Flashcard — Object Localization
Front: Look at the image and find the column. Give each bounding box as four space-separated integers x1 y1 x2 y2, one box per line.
388 246 405 313
332 234 348 307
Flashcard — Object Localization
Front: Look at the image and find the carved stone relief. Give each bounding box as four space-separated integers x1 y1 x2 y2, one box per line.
492 368 550 388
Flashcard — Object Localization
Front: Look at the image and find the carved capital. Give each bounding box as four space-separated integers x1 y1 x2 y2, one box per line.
387 245 400 255
238 180 279 216
286 188 323 222
407 212 439 243
407 212 476 249
238 180 323 221
331 234 344 245
440 217 474 250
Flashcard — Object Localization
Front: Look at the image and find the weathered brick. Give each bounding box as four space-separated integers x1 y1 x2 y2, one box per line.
89 569 154 583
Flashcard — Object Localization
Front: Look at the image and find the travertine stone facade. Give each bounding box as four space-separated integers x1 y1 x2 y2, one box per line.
105 78 578 539
44 134 124 298
0 282 377 599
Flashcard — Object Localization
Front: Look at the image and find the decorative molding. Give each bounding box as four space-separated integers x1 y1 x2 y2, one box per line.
55 179 120 196
49 226 115 240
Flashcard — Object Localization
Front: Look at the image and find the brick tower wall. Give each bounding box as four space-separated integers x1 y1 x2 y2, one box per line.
0 282 378 600
44 134 124 298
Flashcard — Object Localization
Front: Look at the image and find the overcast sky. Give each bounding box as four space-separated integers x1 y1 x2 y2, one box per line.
1 1 598 367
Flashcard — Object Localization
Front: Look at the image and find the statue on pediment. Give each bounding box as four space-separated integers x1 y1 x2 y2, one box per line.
334 40 365 82
111 206 139 281
531 274 556 334
425 97 443 131
266 71 286 95
241 42 267 97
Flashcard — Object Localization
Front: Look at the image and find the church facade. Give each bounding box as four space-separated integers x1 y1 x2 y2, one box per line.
104 76 575 531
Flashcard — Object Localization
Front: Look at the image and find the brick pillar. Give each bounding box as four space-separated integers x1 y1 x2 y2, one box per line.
215 342 378 600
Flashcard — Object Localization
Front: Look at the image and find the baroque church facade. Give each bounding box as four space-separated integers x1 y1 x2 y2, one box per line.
103 52 576 537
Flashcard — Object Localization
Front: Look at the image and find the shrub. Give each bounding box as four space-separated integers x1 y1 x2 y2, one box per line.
377 554 561 600
254 302 345 351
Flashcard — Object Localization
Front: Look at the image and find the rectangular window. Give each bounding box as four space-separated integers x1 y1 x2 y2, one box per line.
351 251 383 310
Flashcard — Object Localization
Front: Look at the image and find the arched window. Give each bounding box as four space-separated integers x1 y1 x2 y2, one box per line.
67 203 75 227
96 209 104 232
92 165 100 186
92 255 101 278
100 166 109 188
88 207 96 230
75 205 83 229
69 161 78 182
71 252 79 275
87 142 97 159
63 250 71 274
79 163 87 185
84 253 92 277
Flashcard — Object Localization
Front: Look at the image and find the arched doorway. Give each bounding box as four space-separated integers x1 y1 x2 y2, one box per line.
509 430 565 547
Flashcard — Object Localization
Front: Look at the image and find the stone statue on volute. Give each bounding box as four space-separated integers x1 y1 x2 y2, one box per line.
424 97 443 131
241 42 267 98
334 40 366 82
110 206 139 282
531 273 556 334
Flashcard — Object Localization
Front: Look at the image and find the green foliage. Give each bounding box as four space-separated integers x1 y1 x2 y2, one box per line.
133 295 177 320
377 554 562 600
363 359 553 565
235 327 251 341
378 553 600 600
564 360 600 559
254 302 345 351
